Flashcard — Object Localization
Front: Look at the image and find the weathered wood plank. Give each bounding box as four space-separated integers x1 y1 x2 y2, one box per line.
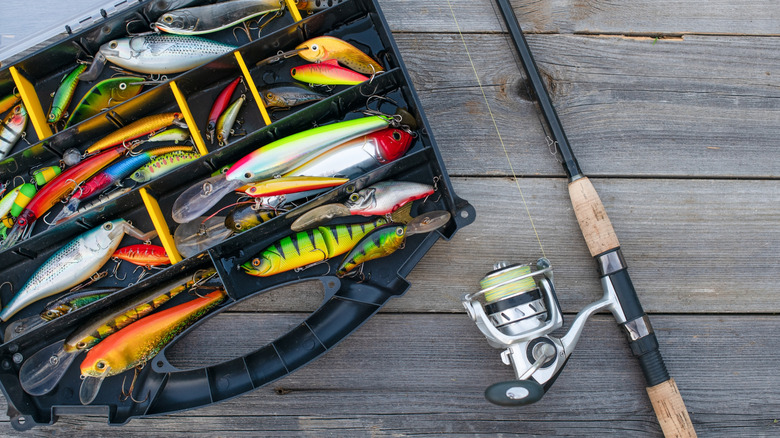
397 33 780 178
7 0 779 44
378 0 780 35
225 177 780 315
0 313 776 436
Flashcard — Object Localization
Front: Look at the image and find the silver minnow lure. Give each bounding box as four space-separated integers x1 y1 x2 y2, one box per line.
290 181 434 231
98 35 236 75
154 0 283 35
0 104 28 160
0 219 157 321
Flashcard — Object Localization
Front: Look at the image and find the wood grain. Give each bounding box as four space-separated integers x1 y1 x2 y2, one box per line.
395 33 780 178
0 313 776 436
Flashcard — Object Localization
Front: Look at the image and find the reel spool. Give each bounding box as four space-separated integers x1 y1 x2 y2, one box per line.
463 258 618 406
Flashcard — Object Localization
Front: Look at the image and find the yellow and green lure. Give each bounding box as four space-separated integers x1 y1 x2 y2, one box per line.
337 224 406 276
241 217 388 277
48 64 87 124
336 210 453 277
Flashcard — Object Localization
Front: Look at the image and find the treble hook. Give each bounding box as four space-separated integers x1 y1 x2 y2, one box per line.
111 259 127 281
120 364 150 403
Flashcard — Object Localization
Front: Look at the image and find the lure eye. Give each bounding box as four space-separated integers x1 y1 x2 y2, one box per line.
266 93 273 99
103 222 113 231
291 68 297 76
392 131 402 141
251 258 261 267
235 222 242 230
163 15 173 23
109 41 118 49
396 227 405 236
349 193 360 202
96 360 107 370
119 82 127 90
310 44 319 52
45 311 55 317
244 172 253 180
77 341 87 349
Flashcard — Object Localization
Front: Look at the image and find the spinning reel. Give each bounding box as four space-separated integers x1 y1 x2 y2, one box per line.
462 258 624 406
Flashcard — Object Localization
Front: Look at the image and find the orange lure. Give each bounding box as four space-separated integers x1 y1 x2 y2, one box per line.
80 290 226 380
113 244 170 267
86 112 184 154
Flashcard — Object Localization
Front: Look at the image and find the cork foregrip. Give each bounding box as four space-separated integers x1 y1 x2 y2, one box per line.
568 177 620 256
646 378 697 438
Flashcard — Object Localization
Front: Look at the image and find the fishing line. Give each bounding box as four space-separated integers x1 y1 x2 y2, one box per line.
445 0 546 258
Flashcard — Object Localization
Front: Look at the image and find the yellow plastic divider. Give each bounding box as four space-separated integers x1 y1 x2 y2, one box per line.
139 187 183 264
169 80 209 156
284 0 302 22
234 51 272 126
9 66 53 140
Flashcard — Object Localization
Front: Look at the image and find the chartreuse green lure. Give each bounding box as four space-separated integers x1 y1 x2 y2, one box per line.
241 218 388 277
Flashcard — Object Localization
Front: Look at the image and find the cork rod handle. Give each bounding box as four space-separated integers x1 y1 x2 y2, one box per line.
647 379 697 437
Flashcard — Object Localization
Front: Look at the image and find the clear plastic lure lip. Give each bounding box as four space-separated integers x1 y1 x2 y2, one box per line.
19 340 79 396
171 174 243 224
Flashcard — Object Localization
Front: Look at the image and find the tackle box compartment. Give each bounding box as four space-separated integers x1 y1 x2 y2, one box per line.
0 0 474 429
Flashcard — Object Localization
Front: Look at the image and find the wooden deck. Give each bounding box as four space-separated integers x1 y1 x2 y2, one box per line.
2 0 779 436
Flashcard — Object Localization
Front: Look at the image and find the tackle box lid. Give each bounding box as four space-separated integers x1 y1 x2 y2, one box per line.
1 0 144 66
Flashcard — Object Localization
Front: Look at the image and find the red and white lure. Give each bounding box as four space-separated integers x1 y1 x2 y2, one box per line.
290 180 434 231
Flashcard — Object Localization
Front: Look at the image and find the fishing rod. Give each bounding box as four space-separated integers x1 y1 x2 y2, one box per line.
461 1 696 436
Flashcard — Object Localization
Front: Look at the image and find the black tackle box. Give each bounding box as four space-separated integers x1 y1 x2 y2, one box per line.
0 0 474 429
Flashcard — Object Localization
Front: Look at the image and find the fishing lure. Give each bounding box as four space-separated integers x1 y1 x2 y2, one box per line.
242 176 347 198
0 92 21 115
40 287 121 321
296 36 384 75
171 115 393 223
3 287 122 341
154 0 282 35
146 127 190 144
18 270 217 396
0 104 28 160
32 166 62 187
216 94 245 147
86 112 184 154
225 206 277 233
206 77 241 144
53 146 192 225
0 219 156 321
291 181 434 231
336 210 451 276
291 60 369 86
130 150 200 184
0 183 36 221
65 77 145 128
47 64 87 124
174 216 233 257
3 146 126 248
241 217 388 277
84 34 236 78
258 82 327 110
285 127 413 178
113 244 169 267
79 289 226 404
